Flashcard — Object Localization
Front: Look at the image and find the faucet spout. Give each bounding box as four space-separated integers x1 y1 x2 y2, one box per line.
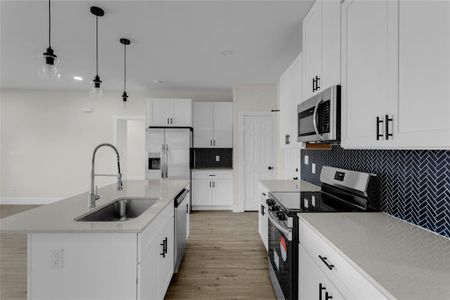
89 143 124 208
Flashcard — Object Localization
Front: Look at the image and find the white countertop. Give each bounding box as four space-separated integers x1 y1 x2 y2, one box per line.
0 180 189 233
259 179 320 192
299 213 450 300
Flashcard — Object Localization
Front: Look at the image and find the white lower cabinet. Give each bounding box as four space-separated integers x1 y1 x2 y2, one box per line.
299 246 345 300
138 202 174 300
257 183 269 251
192 170 233 209
299 219 388 300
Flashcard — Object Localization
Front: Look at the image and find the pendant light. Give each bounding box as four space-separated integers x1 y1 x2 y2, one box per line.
40 0 60 79
120 38 131 106
90 6 104 96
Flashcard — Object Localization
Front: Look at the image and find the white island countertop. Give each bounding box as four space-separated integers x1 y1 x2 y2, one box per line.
0 180 189 233
259 179 320 192
299 212 450 300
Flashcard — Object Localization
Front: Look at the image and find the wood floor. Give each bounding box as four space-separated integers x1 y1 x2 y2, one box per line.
0 207 275 300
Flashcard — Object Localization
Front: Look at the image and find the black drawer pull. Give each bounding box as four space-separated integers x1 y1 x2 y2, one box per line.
319 283 325 300
376 116 384 140
319 255 335 270
385 114 393 140
325 292 333 300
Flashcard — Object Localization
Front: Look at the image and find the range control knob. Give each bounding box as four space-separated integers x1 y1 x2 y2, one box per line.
266 199 275 206
270 205 280 212
277 212 287 221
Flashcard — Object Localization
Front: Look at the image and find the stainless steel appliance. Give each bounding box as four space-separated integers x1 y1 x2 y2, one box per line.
297 85 340 143
146 127 192 180
174 188 189 273
267 166 379 300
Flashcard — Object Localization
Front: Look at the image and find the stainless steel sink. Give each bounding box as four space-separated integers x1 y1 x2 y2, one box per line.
75 198 158 222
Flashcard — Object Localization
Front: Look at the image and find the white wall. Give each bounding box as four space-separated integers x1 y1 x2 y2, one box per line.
126 119 146 180
232 84 281 211
0 88 231 204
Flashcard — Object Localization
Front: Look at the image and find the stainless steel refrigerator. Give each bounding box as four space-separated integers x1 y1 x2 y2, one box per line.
146 127 192 180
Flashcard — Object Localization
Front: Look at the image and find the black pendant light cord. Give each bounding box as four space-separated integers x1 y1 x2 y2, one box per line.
48 0 51 47
124 43 127 91
95 15 99 76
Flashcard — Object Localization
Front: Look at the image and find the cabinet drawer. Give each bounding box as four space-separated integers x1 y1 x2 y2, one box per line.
299 219 388 299
138 202 174 261
192 171 233 180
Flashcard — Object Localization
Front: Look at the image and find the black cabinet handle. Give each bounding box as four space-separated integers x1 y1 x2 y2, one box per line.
186 203 189 214
325 292 333 300
293 177 298 180
376 116 384 140
262 192 267 196
319 255 335 270
385 115 393 140
209 181 212 188
160 237 168 257
261 204 265 216
316 76 320 90
319 283 326 300
313 77 316 92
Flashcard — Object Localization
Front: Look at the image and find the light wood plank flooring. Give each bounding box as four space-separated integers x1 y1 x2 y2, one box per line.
0 207 274 300
166 211 275 300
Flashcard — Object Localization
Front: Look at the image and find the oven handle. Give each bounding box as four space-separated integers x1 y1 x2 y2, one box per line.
312 98 323 140
268 211 292 241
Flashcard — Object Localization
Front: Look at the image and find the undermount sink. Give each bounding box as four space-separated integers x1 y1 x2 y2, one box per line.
75 198 158 222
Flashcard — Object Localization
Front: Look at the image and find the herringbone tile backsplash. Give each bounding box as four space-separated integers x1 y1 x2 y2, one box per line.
301 146 450 238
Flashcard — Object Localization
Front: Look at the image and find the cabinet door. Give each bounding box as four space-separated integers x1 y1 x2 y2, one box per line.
157 213 174 299
393 0 450 148
193 102 214 147
212 178 233 206
138 237 160 300
279 70 291 147
341 0 397 149
172 99 192 127
213 102 233 148
321 0 341 89
147 99 172 126
289 54 303 147
303 0 322 99
192 178 212 206
299 246 345 300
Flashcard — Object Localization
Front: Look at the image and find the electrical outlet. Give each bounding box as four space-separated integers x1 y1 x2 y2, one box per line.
216 156 220 162
50 248 64 269
304 155 309 165
312 163 316 174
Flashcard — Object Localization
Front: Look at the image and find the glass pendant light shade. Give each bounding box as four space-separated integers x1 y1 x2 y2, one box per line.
40 0 60 79
90 75 103 96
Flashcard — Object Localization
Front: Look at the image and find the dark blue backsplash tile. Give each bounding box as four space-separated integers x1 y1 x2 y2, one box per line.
301 145 450 239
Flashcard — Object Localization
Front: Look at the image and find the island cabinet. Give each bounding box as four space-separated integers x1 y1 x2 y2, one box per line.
299 219 388 300
341 0 450 149
147 98 192 127
28 201 175 300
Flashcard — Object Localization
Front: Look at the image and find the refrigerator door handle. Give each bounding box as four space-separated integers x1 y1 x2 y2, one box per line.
165 144 169 178
161 144 166 179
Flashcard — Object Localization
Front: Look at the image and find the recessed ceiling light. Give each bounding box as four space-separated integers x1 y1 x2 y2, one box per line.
154 80 164 84
73 76 83 81
221 49 234 56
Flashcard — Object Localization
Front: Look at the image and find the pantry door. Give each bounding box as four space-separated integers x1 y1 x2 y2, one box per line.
240 114 275 211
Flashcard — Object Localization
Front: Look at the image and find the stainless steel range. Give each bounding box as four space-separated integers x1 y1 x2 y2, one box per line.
267 166 379 300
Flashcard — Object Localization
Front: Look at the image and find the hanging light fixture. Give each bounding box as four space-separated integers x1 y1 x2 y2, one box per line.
40 0 60 79
120 38 131 106
90 6 104 96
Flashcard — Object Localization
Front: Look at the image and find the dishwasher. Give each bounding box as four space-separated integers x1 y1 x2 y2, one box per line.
174 188 189 273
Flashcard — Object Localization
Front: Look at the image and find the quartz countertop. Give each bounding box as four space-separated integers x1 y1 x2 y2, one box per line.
299 213 450 299
0 180 189 233
259 179 320 192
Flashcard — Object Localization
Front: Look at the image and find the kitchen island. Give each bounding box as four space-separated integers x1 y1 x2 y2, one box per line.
1 180 189 300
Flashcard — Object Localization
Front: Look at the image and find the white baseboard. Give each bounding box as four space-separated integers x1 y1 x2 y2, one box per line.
0 197 62 205
192 205 233 211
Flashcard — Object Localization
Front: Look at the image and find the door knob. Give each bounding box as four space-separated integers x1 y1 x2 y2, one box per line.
268 166 273 170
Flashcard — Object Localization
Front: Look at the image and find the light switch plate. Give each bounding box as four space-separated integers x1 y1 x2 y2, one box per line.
312 163 316 174
216 156 220 162
50 248 64 269
304 155 309 165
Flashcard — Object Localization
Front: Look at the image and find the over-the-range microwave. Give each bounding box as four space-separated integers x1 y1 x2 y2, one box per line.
297 85 340 143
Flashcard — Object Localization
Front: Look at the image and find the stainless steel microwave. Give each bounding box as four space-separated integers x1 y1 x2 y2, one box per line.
297 85 340 143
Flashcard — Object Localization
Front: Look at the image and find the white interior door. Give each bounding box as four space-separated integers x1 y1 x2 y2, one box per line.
242 115 275 211
165 129 191 179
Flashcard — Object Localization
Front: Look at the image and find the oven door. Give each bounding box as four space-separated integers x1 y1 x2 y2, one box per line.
268 210 294 300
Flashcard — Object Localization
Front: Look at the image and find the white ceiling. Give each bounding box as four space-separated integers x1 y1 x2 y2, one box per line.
0 0 313 92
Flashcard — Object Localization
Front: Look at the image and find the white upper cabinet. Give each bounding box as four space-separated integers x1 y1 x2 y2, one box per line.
279 53 303 148
341 0 450 149
393 0 450 148
147 99 192 127
193 102 233 148
303 0 341 100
